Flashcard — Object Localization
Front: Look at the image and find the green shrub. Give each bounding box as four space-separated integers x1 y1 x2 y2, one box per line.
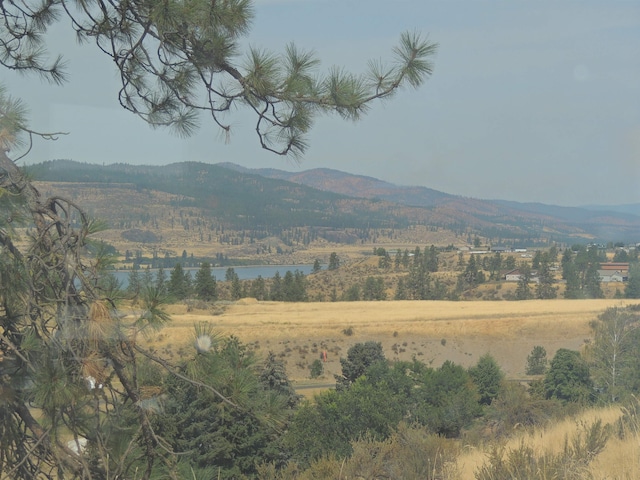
309 359 323 379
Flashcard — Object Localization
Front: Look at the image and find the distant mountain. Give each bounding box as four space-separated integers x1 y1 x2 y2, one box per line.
26 160 640 244
217 162 455 208
580 203 640 218
218 162 640 243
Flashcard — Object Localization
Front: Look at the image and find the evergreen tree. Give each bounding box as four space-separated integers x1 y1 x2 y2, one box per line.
155 266 167 295
249 275 267 300
142 264 154 289
561 248 574 280
195 262 218 301
625 264 640 298
488 252 502 280
515 263 532 300
281 270 306 301
426 245 439 272
161 338 294 478
168 262 189 300
293 270 308 301
407 254 430 299
231 275 243 300
378 252 391 269
270 271 283 301
342 284 361 301
259 352 301 408
584 261 604 298
1 0 436 158
394 250 402 269
402 249 411 268
535 256 557 299
503 255 516 271
544 349 593 404
532 250 542 269
469 354 505 406
225 267 238 282
394 277 408 300
525 346 548 375
127 267 142 299
0 3 438 473
328 252 340 270
363 277 386 300
458 254 483 292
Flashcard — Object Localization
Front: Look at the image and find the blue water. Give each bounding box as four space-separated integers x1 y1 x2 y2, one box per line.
109 264 316 288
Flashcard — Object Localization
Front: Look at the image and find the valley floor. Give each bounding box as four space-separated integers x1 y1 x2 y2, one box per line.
144 298 631 382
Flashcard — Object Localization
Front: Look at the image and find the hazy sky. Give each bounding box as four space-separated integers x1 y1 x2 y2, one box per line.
4 1 640 207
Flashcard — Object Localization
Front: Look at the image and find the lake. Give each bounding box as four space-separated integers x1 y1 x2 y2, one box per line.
109 264 317 288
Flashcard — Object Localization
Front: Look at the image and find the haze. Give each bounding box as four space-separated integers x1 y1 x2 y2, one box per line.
4 0 639 207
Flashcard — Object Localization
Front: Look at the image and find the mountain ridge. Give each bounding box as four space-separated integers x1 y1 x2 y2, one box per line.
25 160 640 244
216 162 640 218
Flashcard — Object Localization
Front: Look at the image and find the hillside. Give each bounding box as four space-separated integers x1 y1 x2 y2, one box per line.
219 162 640 243
26 160 640 254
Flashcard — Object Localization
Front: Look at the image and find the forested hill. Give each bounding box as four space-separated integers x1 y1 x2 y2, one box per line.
25 160 640 244
26 160 416 230
218 162 640 244
218 162 456 207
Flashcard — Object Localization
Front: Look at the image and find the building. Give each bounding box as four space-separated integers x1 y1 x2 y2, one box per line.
504 269 540 283
598 270 626 283
598 263 629 283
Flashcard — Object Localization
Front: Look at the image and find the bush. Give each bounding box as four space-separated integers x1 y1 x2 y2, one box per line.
342 326 354 336
544 349 593 404
525 345 548 375
309 359 323 379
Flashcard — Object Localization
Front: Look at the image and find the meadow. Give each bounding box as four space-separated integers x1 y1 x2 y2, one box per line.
148 298 632 383
143 298 640 479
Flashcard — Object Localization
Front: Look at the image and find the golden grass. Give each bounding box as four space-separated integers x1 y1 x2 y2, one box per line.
168 299 627 339
591 432 640 480
132 299 640 479
457 406 626 479
143 299 634 382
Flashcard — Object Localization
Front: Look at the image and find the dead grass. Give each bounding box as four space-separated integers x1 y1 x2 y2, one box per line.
139 299 633 382
131 299 640 479
458 405 625 479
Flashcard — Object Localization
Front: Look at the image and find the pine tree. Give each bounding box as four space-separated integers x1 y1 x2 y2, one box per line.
249 275 267 300
625 265 640 299
127 268 142 299
515 263 533 300
312 259 322 273
2 1 436 158
328 252 340 270
0 3 438 475
195 262 218 301
535 256 557 299
395 278 408 300
168 263 189 300
526 346 548 375
155 266 167 295
270 271 283 301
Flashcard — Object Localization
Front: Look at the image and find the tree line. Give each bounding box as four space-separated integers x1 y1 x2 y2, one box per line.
122 264 311 304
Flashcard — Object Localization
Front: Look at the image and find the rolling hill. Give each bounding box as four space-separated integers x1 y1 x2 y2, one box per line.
25 160 640 245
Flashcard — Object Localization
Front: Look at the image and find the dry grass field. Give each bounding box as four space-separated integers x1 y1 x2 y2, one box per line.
142 298 640 478
458 404 629 479
143 298 633 384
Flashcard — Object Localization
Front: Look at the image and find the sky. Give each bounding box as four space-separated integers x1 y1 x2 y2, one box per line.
4 0 640 207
